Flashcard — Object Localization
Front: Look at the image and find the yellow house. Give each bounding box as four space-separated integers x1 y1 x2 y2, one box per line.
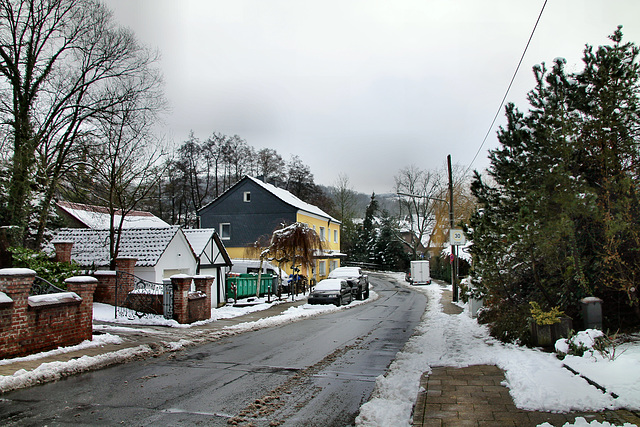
198 176 342 282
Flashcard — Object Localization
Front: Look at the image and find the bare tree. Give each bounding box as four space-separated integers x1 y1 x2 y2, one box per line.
332 173 357 223
88 87 167 268
203 132 226 198
0 0 164 246
395 165 442 260
286 155 315 200
221 135 249 190
429 162 476 252
256 148 286 184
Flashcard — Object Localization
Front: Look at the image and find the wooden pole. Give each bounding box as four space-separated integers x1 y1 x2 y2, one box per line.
447 155 458 302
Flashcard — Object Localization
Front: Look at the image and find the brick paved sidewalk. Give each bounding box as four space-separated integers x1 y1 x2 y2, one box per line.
412 365 640 426
411 287 640 426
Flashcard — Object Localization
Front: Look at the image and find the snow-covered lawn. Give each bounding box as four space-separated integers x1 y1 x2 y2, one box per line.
356 272 640 427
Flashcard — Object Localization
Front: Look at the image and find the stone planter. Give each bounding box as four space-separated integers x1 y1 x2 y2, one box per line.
530 317 573 347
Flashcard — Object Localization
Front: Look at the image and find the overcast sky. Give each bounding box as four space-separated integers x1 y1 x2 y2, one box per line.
105 0 640 194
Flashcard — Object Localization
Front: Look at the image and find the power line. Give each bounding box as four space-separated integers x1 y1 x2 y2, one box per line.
465 0 549 175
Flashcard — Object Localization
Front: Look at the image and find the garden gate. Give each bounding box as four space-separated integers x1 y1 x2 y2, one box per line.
115 271 173 319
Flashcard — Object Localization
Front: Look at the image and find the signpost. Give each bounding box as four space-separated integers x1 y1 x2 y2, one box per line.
450 229 466 246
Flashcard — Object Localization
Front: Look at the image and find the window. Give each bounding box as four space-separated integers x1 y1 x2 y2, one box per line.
330 260 338 272
333 229 338 243
243 191 251 202
319 260 326 276
220 223 231 240
319 226 326 242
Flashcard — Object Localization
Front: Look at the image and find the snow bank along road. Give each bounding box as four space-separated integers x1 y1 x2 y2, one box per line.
0 272 427 426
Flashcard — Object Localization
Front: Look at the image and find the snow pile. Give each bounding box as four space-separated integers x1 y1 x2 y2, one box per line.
0 333 123 367
0 333 127 392
539 418 636 427
555 329 604 356
356 273 640 427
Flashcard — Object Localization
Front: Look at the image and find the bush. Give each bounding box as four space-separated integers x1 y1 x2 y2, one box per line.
529 301 565 325
9 247 81 289
477 298 531 344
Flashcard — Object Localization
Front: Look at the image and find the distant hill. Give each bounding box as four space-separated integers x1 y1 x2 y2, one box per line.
319 185 401 219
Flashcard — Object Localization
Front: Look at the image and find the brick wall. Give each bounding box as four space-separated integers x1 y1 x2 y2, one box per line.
0 269 97 359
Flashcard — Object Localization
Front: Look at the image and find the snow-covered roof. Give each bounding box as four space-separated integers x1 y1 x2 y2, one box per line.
182 228 232 267
245 176 340 224
182 229 215 255
50 226 186 267
56 201 170 229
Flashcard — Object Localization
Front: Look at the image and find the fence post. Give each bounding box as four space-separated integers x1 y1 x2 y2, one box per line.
0 268 35 357
193 275 213 320
171 274 192 324
114 257 137 311
65 276 98 341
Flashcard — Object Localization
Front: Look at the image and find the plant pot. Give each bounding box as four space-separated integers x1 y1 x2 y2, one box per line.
530 317 573 347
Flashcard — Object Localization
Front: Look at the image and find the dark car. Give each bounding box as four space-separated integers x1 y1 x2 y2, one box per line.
308 279 352 306
327 266 369 300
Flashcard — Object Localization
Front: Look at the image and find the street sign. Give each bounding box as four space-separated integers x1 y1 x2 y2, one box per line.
450 229 466 246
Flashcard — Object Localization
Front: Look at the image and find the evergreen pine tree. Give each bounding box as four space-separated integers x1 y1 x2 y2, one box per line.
470 28 640 342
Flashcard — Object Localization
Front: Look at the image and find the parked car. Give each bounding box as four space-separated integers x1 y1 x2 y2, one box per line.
308 279 352 306
327 266 369 300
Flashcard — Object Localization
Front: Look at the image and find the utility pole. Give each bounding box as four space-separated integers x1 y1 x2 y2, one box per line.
447 155 458 302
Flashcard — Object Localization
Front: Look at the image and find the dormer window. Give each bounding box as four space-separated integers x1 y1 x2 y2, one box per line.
243 191 251 202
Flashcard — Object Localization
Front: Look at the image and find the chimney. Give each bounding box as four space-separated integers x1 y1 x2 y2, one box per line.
53 240 74 264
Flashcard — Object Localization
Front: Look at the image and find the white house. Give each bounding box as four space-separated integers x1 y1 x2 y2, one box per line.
51 226 197 284
56 201 170 229
183 229 232 307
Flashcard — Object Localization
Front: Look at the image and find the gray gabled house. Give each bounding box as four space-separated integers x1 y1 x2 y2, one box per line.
197 176 342 281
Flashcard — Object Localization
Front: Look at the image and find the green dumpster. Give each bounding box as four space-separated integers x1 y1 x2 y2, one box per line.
226 274 276 299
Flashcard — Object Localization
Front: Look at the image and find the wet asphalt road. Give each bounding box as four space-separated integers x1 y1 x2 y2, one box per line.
0 272 427 426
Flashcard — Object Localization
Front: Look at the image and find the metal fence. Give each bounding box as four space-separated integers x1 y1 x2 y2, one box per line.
115 271 173 320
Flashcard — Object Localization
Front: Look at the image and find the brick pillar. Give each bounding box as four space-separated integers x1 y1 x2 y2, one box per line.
52 241 74 263
92 271 117 305
65 276 98 341
193 275 213 320
0 268 35 357
171 274 192 324
115 257 136 308
115 257 136 275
